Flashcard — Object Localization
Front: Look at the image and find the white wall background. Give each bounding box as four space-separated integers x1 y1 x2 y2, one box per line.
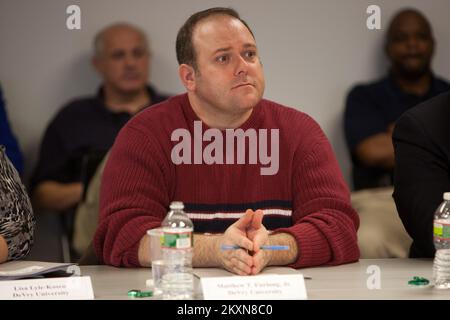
1 0 450 188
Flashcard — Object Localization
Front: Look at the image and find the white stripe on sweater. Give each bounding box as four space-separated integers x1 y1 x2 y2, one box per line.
186 209 292 220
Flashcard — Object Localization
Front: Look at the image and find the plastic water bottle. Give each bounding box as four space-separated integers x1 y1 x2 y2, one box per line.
433 192 450 289
161 201 194 299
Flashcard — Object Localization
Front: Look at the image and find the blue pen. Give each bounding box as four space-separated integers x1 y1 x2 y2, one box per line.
221 245 289 251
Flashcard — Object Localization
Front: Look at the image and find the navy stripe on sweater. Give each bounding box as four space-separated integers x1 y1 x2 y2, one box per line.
184 200 292 212
189 214 292 233
183 200 293 233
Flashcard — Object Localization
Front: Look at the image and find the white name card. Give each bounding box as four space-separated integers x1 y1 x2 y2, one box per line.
201 274 307 300
0 276 94 300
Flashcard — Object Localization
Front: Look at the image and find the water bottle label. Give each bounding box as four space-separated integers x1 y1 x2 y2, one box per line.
162 232 192 249
434 222 450 240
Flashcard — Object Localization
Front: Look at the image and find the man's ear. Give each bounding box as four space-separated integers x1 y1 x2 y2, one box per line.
178 64 196 91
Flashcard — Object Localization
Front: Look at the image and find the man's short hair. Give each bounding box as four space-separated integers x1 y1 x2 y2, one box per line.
385 8 434 46
93 23 150 58
176 7 255 70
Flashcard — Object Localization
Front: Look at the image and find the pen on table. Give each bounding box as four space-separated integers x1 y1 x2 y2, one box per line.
220 245 290 251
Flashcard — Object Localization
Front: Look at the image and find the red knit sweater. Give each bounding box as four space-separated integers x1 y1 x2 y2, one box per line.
94 94 360 268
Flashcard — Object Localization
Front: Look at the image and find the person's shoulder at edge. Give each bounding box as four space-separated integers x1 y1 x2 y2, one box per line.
396 90 450 129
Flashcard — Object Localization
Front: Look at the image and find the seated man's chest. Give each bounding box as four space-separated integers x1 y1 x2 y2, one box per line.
171 161 294 233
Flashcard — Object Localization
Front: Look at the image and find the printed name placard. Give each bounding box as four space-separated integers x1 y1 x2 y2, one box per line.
0 276 94 300
201 274 307 300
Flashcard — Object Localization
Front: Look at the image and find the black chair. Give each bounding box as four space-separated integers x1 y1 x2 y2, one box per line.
80 150 108 201
78 242 101 265
60 149 108 262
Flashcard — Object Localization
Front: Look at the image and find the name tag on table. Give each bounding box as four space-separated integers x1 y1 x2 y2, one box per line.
201 274 307 300
0 276 94 300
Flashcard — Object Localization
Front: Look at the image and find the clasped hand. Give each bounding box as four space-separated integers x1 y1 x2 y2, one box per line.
217 209 271 275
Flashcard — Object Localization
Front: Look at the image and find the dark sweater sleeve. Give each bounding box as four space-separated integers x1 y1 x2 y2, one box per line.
393 112 449 257
275 119 360 268
93 125 171 266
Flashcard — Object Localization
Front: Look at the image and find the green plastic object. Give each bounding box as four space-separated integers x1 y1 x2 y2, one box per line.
128 289 153 298
408 276 430 286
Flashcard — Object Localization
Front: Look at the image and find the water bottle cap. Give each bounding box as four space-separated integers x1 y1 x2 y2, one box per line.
444 193 450 201
170 201 184 210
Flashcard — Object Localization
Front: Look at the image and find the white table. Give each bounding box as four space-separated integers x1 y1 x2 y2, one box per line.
80 259 450 300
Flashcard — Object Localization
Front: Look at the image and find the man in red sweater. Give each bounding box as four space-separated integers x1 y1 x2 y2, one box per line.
94 7 360 274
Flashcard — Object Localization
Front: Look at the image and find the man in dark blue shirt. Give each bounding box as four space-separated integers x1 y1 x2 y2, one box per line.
0 85 24 175
344 9 450 190
31 23 170 213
